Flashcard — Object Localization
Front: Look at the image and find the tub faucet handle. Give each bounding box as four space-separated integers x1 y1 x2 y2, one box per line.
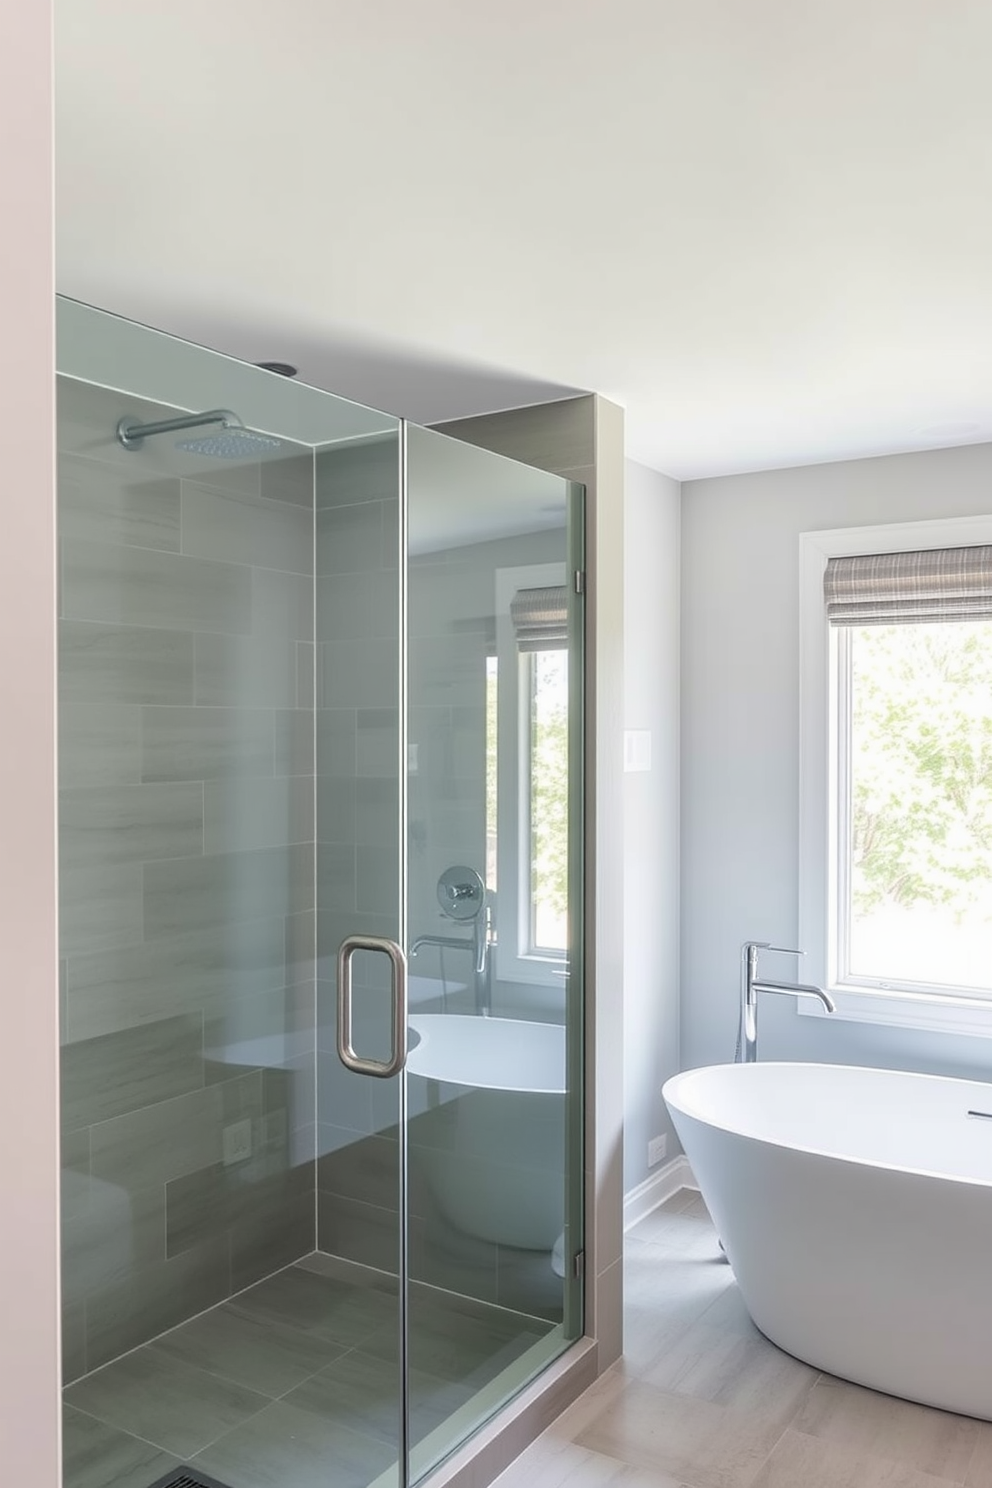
760 944 806 957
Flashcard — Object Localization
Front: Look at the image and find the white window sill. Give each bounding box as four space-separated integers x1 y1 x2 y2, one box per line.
495 951 567 988
798 986 992 1039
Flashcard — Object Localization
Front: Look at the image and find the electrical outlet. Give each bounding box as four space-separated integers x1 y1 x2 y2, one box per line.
222 1118 252 1166
648 1134 667 1167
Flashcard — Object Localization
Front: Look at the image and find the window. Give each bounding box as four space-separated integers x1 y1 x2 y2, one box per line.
491 564 571 982
800 517 992 1033
528 646 569 953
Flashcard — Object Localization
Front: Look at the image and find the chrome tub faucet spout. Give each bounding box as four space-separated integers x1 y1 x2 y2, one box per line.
740 941 836 1063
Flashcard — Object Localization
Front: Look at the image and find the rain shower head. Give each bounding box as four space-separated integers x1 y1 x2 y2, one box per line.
116 409 282 458
177 428 282 458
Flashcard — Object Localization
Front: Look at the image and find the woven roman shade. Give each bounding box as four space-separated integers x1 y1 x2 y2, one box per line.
510 585 568 650
824 545 992 626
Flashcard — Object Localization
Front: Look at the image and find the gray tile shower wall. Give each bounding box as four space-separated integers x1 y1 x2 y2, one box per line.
57 377 317 1382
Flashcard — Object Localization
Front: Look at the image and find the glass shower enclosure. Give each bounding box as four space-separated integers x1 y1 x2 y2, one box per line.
56 297 584 1488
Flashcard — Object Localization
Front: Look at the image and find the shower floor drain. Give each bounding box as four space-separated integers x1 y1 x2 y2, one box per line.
146 1471 235 1488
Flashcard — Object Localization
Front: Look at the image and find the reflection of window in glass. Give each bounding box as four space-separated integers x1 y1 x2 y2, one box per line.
528 649 569 953
494 565 569 981
486 654 498 893
839 620 992 993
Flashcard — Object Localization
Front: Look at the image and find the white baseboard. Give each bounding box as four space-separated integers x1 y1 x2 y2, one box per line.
623 1154 698 1232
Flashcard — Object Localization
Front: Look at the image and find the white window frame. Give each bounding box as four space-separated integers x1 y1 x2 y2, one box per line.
799 513 992 1037
493 561 568 986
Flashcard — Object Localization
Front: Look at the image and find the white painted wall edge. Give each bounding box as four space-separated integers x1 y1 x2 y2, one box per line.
623 1155 698 1232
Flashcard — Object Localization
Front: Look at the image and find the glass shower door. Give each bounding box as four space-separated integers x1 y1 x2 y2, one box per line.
314 428 409 1485
319 421 586 1487
401 425 585 1482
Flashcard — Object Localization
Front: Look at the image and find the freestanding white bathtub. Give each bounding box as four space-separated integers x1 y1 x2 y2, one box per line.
663 1062 992 1422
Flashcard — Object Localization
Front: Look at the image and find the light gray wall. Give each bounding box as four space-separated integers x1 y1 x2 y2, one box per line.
681 440 992 1081
623 461 682 1192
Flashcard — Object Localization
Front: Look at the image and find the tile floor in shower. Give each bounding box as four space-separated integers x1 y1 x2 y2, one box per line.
62 1252 553 1488
494 1190 992 1488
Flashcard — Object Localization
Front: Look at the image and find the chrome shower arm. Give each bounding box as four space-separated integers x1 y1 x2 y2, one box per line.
117 409 241 449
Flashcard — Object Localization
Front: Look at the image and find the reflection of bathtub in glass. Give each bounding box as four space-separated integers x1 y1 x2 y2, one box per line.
407 1015 565 1251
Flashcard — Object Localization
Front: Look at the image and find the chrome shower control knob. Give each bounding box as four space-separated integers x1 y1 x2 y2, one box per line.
436 866 485 920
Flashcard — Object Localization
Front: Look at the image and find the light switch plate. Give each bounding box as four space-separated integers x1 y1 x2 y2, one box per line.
624 730 652 772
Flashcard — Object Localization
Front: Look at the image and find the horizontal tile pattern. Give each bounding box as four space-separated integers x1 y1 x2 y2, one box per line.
142 843 313 939
63 537 253 634
59 782 203 869
65 916 288 1040
90 1070 262 1190
195 631 300 707
61 1013 204 1129
203 774 313 853
59 703 142 787
58 451 181 552
183 482 312 573
59 620 194 704
165 1156 312 1258
59 865 144 957
141 704 275 780
62 1177 166 1310
254 567 314 640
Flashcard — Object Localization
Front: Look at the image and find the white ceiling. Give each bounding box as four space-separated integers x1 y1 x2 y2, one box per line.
55 0 992 481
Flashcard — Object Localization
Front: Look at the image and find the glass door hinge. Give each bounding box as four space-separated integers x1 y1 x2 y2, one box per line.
574 571 585 594
572 1250 586 1279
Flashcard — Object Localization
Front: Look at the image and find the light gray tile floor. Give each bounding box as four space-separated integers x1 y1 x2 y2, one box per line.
492 1191 992 1488
68 1194 992 1488
62 1254 553 1488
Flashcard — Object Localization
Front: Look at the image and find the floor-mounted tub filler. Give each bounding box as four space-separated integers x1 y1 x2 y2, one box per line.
664 1061 992 1422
